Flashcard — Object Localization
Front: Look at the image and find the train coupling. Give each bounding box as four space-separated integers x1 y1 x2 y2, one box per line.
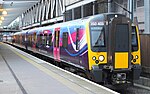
112 73 127 84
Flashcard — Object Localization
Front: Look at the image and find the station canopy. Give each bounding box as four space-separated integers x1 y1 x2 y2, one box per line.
0 0 40 27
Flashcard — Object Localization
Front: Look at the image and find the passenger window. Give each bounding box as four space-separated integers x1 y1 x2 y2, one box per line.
63 32 68 48
44 34 47 46
33 33 36 42
27 35 30 45
29 35 32 46
40 34 43 45
49 34 52 46
36 35 40 47
76 28 80 50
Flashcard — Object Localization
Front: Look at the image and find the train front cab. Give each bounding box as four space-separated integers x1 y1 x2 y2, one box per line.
86 14 141 85
86 15 107 82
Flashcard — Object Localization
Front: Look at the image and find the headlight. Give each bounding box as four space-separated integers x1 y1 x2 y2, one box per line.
92 56 96 60
115 15 118 18
135 55 138 59
99 55 105 62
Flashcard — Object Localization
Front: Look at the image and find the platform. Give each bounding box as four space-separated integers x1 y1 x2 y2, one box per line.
0 42 118 94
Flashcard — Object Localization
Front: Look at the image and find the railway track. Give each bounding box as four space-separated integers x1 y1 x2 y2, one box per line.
118 85 150 94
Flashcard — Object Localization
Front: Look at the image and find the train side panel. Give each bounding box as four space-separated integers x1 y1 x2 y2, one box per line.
36 27 54 58
59 24 89 69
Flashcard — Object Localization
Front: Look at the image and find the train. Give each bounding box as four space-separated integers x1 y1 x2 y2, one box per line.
11 13 141 86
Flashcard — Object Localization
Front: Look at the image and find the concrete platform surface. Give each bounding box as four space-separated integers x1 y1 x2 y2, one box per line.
0 42 119 94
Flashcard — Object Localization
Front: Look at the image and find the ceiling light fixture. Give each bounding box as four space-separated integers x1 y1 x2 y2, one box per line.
2 10 7 15
1 17 4 20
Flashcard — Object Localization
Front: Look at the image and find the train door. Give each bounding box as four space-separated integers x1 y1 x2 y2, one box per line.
110 17 132 69
53 28 60 62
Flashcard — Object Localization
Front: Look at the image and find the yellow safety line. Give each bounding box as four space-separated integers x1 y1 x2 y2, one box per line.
3 43 94 94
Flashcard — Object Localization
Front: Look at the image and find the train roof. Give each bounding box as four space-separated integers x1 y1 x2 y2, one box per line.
27 28 39 34
13 31 22 35
46 13 125 28
22 30 29 35
14 13 126 36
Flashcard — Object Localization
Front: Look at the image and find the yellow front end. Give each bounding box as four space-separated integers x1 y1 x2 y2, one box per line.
86 23 107 70
88 51 107 70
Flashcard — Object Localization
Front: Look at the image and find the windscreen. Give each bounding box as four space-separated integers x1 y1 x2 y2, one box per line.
91 26 105 47
89 15 106 52
90 24 105 52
